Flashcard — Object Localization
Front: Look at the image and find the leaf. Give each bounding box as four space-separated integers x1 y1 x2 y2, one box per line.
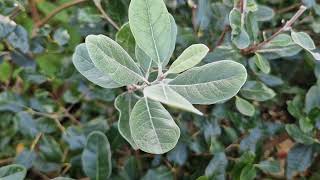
166 44 209 74
129 0 174 66
53 28 70 46
16 112 39 138
143 83 203 115
0 164 26 180
7 25 30 53
305 84 320 113
116 23 136 57
286 144 313 179
291 31 316 50
85 34 144 85
142 166 173 180
130 97 180 154
254 53 270 74
167 143 188 166
82 131 112 180
72 43 123 88
240 81 276 101
135 45 155 74
229 8 250 49
254 5 274 21
235 96 255 116
255 160 281 174
169 60 247 104
114 93 139 149
240 165 256 180
267 34 293 47
233 28 250 49
285 124 317 145
195 0 212 30
205 152 228 180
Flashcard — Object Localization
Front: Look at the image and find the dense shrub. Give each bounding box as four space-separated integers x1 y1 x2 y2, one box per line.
0 0 320 179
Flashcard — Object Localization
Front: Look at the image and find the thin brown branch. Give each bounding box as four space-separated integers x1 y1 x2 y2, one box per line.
242 5 307 55
0 157 13 165
214 26 231 49
35 0 88 28
29 0 40 23
93 1 120 30
276 3 301 14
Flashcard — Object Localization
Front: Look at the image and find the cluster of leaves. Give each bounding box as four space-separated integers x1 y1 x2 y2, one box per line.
1 0 320 179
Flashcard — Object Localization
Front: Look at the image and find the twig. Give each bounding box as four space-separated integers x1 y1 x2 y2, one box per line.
9 6 21 19
276 3 301 14
30 133 43 151
35 0 88 28
0 158 14 165
29 0 40 23
93 0 120 30
242 5 307 55
214 26 231 49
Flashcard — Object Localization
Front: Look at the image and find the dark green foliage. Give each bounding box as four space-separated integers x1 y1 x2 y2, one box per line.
0 0 320 179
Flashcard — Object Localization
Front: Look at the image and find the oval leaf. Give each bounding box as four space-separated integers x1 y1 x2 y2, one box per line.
129 0 174 65
115 93 139 149
169 60 247 104
235 96 255 116
72 44 123 88
240 81 276 101
0 164 26 180
143 83 203 115
130 97 180 154
167 44 209 74
116 23 136 57
85 34 144 85
82 131 112 180
291 31 316 50
254 53 270 74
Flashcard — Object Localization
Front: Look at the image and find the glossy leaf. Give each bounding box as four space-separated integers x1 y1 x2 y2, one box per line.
82 131 112 180
235 96 255 116
143 83 203 115
240 81 276 101
114 93 139 149
130 97 180 154
167 44 209 74
254 53 270 74
255 160 281 174
169 60 247 104
72 43 123 88
85 34 144 85
291 31 316 50
285 124 317 145
0 164 26 180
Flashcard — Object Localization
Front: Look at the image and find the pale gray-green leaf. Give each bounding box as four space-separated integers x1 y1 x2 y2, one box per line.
130 97 180 154
72 43 123 88
143 83 203 115
135 45 156 75
82 131 112 180
254 53 270 74
167 44 209 74
233 28 250 49
0 164 26 180
162 14 177 67
255 160 281 174
291 31 316 50
115 93 139 149
267 34 292 47
86 34 144 85
235 96 255 116
129 0 172 65
169 60 247 104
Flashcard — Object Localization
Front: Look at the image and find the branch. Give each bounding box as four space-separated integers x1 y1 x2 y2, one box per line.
28 0 40 23
35 0 88 28
93 1 120 30
242 5 307 55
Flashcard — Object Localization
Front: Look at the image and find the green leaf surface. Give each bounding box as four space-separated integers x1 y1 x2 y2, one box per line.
72 43 123 88
0 164 26 180
129 0 174 66
240 165 256 180
255 160 281 174
116 23 136 57
169 60 247 104
240 81 275 101
130 97 180 154
285 124 317 145
291 31 316 50
82 131 112 180
167 44 209 74
254 53 270 74
143 83 203 115
205 152 228 179
85 34 144 85
114 93 139 149
235 96 255 116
